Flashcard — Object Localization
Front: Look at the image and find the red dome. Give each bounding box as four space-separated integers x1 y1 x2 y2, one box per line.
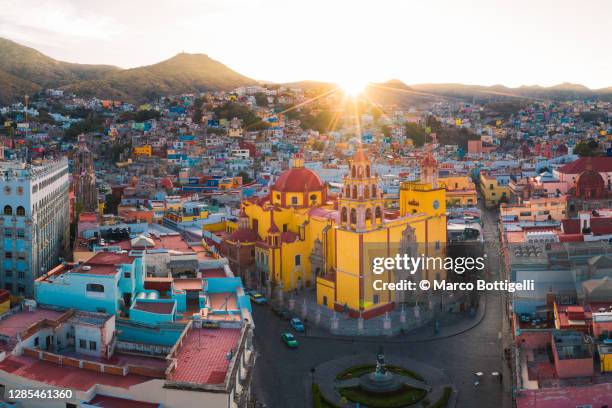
272 167 325 192
228 228 259 243
576 169 605 199
160 177 173 189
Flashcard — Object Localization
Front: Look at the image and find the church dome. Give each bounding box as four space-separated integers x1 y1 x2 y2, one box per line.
160 177 173 189
271 167 325 193
576 169 605 199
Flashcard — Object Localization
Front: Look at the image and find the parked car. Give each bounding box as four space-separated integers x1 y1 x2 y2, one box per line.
272 306 291 320
281 332 298 348
290 318 305 332
249 292 268 305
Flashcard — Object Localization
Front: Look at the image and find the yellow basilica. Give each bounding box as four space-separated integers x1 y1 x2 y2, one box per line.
226 147 447 318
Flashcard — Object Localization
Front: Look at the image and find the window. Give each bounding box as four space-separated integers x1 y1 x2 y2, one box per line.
17 271 24 280
16 229 24 238
123 272 131 279
2 206 10 215
79 339 86 349
5 252 11 259
295 255 301 266
17 253 25 260
86 283 104 293
291 196 298 205
16 206 25 216
34 337 39 347
89 341 96 351
5 270 12 277
373 294 379 304
96 307 106 313
3 228 11 238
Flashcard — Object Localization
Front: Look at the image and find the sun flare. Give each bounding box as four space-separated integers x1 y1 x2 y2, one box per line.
338 78 369 97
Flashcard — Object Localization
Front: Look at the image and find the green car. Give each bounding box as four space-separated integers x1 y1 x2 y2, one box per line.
281 332 298 348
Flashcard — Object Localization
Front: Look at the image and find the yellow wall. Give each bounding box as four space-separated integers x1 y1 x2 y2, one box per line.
399 182 446 218
500 196 567 222
271 190 324 207
0 298 10 315
480 174 510 208
133 145 152 156
601 352 612 373
316 277 335 309
438 176 477 207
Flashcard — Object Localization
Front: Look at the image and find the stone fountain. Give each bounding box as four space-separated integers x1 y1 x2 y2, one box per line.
359 347 401 393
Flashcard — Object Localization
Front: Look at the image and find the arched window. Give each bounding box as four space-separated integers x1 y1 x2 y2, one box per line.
375 207 382 220
345 186 350 197
86 283 105 293
310 194 317 204
3 205 12 215
352 185 358 199
350 208 357 225
372 185 377 197
340 207 348 223
351 166 356 178
366 165 370 177
365 208 373 225
16 206 25 216
364 185 370 199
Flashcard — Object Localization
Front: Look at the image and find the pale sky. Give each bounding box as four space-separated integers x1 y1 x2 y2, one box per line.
1 0 610 88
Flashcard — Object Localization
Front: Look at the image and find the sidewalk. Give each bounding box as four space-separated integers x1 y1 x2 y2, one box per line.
303 293 487 344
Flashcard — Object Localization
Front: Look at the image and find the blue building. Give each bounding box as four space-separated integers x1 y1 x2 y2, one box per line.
0 158 70 296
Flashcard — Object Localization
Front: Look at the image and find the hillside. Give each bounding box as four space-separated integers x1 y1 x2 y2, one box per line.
410 82 612 102
363 80 443 107
62 53 256 101
0 37 120 104
0 37 256 104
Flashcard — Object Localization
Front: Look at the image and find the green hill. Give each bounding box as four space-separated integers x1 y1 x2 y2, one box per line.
62 52 256 101
0 37 255 104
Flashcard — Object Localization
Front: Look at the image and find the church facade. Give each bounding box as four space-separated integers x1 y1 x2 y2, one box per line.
227 148 447 318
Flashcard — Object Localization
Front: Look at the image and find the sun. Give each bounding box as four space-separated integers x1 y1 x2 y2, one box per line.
338 78 369 97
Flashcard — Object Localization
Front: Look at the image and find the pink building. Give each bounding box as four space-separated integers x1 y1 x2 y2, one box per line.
555 156 612 188
550 331 593 379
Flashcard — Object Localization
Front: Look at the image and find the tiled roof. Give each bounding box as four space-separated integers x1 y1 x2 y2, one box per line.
0 355 150 391
557 157 612 174
87 251 135 265
133 300 175 315
88 395 159 408
169 328 241 385
0 309 64 338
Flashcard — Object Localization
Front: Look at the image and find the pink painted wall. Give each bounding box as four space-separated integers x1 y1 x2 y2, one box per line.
516 383 612 408
516 331 552 350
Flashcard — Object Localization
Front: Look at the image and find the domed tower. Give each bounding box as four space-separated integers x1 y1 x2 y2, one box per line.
576 158 606 199
338 146 384 231
72 134 98 212
270 152 326 208
420 144 438 188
